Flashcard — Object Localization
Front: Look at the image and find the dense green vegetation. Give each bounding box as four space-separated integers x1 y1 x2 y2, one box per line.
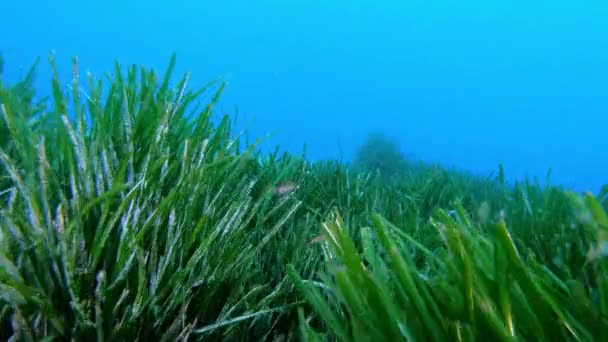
0 54 607 341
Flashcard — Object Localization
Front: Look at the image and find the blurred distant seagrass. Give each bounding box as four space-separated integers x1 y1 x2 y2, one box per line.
353 133 408 178
0 51 607 342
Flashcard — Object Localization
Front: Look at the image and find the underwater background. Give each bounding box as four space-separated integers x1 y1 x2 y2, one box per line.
2 0 607 192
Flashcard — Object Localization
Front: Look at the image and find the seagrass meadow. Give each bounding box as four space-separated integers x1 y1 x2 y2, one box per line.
0 53 607 341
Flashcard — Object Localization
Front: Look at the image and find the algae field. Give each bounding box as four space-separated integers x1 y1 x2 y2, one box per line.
0 54 607 341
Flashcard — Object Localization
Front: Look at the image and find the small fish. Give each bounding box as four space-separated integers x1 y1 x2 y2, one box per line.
273 181 299 196
477 201 491 224
586 240 608 261
309 234 326 244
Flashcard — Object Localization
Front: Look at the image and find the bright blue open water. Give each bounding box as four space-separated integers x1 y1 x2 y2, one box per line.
2 0 607 192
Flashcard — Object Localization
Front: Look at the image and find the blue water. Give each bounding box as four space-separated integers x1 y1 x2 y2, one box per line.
2 0 607 192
